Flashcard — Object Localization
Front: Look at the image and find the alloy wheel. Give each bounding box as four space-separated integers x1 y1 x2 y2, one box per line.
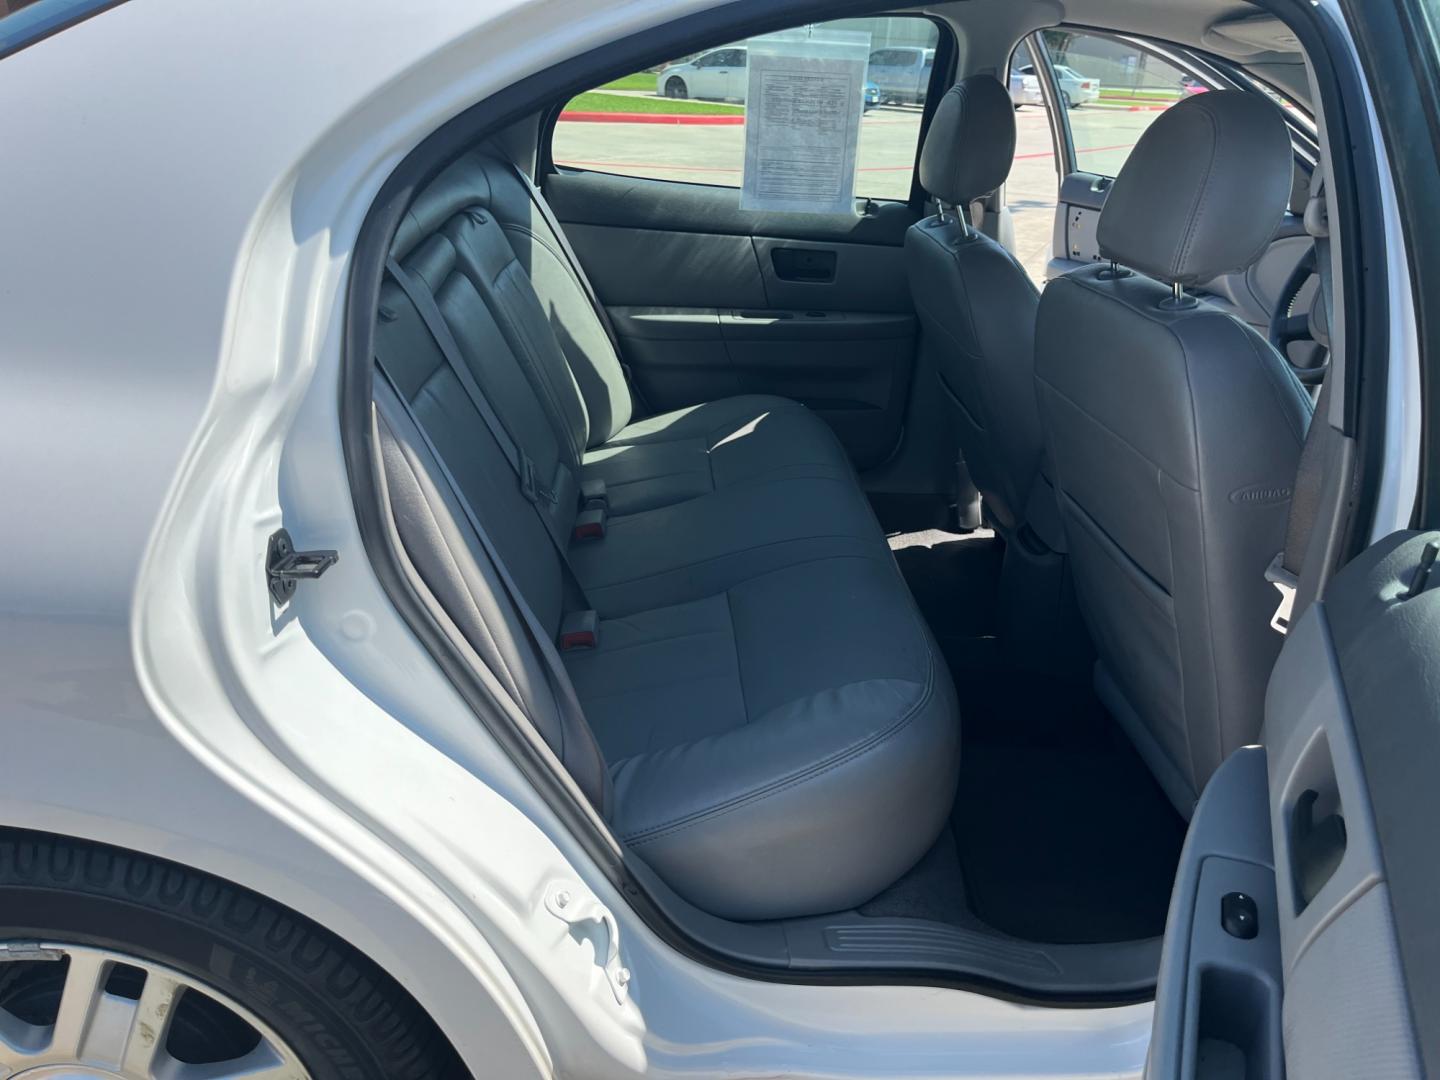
0 942 310 1079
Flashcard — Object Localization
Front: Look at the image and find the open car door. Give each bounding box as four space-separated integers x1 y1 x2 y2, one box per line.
1145 531 1436 1078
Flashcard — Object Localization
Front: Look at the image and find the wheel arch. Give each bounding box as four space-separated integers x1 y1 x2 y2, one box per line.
0 817 538 1079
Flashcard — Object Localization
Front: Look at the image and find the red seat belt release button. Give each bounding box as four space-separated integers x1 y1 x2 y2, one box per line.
559 610 599 651
573 506 607 541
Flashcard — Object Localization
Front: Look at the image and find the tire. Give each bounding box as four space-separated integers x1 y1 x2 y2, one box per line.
1063 90 1074 109
0 830 467 1080
665 77 688 100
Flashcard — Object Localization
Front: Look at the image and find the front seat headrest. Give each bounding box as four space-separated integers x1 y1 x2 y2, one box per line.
1097 90 1293 286
918 75 1017 208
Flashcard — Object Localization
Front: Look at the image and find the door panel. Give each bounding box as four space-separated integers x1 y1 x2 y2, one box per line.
1147 532 1434 1079
546 170 920 470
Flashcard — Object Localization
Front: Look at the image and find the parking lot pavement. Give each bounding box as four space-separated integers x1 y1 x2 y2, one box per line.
554 99 1157 283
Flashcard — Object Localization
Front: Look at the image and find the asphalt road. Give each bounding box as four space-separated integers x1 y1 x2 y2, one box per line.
553 98 1165 282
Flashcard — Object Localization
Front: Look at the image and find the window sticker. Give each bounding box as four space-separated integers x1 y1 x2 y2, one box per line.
741 28 871 213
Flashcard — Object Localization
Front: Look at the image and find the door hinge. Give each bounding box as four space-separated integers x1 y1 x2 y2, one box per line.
544 883 630 1003
266 528 338 606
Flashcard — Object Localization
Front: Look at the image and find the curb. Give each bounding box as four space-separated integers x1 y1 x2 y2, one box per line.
559 111 745 125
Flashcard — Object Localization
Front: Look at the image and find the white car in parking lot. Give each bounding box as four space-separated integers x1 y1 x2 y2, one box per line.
657 45 747 100
1010 62 1101 107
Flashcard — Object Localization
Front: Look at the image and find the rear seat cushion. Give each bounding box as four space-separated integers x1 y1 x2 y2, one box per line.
583 394 855 517
564 554 959 921
568 470 885 617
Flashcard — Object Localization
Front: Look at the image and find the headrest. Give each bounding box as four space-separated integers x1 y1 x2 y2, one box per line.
917 75 1017 208
1097 91 1293 285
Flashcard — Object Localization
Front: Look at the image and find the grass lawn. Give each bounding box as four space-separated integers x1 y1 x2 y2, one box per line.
563 91 745 115
1098 87 1183 102
598 72 661 92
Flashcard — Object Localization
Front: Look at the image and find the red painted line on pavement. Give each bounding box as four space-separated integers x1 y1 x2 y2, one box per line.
554 159 919 173
559 111 744 125
555 139 1138 177
1014 141 1135 160
556 159 743 173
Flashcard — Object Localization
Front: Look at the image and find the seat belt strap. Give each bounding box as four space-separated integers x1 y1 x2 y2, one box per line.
385 258 551 504
374 362 611 814
374 293 593 611
506 160 650 414
1267 211 1336 635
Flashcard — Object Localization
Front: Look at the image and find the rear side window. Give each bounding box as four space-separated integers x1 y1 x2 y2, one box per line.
1035 29 1198 177
550 15 944 203
1 0 124 60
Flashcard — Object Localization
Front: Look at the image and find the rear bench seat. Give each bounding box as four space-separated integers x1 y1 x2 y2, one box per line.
371 149 960 921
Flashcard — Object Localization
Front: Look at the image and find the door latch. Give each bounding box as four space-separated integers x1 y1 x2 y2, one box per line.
544 884 630 1003
266 528 338 606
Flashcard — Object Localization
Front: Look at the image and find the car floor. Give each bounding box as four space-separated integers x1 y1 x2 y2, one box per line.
865 528 1187 945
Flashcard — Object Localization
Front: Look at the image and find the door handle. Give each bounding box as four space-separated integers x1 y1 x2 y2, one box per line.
771 247 837 283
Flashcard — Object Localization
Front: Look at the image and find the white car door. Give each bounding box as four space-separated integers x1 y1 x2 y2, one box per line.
1141 528 1435 1078
686 50 723 99
708 49 742 101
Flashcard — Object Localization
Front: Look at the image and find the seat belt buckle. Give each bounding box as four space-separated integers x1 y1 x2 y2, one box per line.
580 477 608 511
559 609 599 650
1265 553 1298 636
572 506 607 542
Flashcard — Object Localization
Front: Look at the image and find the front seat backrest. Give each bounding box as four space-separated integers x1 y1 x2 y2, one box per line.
1034 91 1313 814
905 75 1045 539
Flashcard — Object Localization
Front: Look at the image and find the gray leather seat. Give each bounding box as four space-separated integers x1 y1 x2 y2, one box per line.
905 75 1049 540
372 150 960 920
1034 91 1313 814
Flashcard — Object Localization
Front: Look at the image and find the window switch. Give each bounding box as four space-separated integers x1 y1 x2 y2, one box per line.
1221 892 1259 940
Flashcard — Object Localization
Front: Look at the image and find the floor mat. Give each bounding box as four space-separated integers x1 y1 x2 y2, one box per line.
890 530 1186 945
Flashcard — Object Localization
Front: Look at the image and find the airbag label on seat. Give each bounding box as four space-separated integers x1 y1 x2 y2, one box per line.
741 29 869 215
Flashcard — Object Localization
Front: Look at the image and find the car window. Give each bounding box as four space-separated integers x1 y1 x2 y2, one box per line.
551 15 943 203
1037 29 1198 178
1004 37 1060 284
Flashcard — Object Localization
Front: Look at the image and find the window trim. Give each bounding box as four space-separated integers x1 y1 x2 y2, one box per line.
539 11 956 212
0 0 129 61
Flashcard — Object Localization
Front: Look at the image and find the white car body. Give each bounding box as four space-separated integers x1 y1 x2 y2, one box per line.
657 45 747 101
1010 63 1101 107
0 0 1422 1077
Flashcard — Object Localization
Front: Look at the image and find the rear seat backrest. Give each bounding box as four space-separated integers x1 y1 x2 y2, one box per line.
478 154 635 447
392 152 636 451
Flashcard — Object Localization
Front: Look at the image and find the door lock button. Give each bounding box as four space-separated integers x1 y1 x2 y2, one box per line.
1221 892 1259 939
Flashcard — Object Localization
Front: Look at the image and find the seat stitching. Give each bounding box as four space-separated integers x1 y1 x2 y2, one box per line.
724 589 750 726
1060 490 1175 613
1035 376 1199 494
583 535 879 591
575 626 732 660
1175 339 1209 796
1173 105 1219 280
574 670 738 706
620 658 937 845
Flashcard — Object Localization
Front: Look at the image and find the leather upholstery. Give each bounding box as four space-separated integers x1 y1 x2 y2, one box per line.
1096 91 1294 285
917 76 1017 208
906 75 1045 537
373 149 961 920
1036 92 1311 813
